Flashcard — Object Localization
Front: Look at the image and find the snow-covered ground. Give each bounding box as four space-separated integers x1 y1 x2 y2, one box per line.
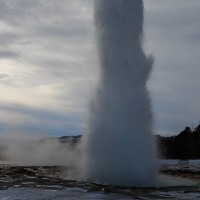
0 186 200 200
0 187 133 200
159 159 200 166
159 159 200 172
0 160 200 199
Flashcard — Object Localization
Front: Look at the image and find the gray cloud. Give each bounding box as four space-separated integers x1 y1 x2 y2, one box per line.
0 74 8 79
144 0 200 134
0 33 19 46
0 0 199 136
185 32 200 43
0 103 85 136
36 24 92 39
0 50 19 59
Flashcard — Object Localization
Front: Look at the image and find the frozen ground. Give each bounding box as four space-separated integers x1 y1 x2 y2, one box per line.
0 160 200 199
159 159 200 180
1 186 200 200
0 187 134 200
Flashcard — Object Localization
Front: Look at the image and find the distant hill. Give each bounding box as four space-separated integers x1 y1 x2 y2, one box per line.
156 124 200 159
1 125 200 161
58 129 200 160
28 127 200 160
59 135 82 144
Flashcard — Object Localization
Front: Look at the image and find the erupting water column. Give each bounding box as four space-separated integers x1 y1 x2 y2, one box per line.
82 0 157 186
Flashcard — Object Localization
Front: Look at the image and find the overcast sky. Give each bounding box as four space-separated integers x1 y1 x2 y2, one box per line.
0 0 200 137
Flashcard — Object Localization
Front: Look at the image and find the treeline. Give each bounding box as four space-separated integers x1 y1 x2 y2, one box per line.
156 124 200 159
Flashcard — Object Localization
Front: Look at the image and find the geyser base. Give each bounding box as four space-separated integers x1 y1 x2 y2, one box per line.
1 164 200 199
82 148 158 187
83 174 198 188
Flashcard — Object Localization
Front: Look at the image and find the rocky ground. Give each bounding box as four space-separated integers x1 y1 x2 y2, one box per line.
159 159 200 180
0 161 200 199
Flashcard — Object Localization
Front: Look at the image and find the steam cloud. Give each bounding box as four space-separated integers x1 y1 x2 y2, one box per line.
82 0 157 186
3 137 80 168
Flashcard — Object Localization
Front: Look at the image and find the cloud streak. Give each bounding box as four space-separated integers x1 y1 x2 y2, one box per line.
0 0 199 136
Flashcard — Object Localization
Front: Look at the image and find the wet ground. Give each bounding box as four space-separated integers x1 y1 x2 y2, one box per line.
0 162 200 199
159 159 200 180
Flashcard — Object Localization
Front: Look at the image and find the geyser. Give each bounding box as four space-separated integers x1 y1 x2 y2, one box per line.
82 0 157 186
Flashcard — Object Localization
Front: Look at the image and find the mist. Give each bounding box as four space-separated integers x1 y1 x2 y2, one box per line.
2 136 80 169
82 0 157 186
1 0 157 187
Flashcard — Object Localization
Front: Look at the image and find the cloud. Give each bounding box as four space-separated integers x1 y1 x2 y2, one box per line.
144 0 200 134
185 33 200 44
0 32 19 46
0 50 19 59
0 0 199 136
0 0 96 137
0 103 85 137
0 74 8 79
